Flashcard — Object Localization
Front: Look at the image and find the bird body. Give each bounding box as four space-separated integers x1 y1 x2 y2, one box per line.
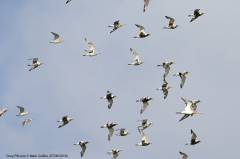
28 58 44 71
0 108 8 116
74 141 89 157
84 38 100 56
57 115 73 128
101 91 117 109
128 48 144 65
101 123 118 141
16 106 29 116
108 20 124 33
134 24 150 38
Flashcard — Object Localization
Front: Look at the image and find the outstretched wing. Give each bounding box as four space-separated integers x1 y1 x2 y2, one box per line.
85 38 95 52
165 16 175 25
51 32 59 40
80 145 86 157
179 151 188 159
17 106 24 113
191 129 197 140
135 24 145 33
143 0 150 12
107 98 113 109
180 75 186 88
29 65 39 71
130 48 140 61
113 153 119 159
181 97 192 111
179 114 190 122
140 102 149 114
108 127 114 141
162 89 169 99
164 66 170 79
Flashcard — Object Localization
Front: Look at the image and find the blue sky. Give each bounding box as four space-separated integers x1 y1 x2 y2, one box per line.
1 0 240 158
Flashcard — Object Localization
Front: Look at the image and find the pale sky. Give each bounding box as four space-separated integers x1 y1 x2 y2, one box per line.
1 0 240 158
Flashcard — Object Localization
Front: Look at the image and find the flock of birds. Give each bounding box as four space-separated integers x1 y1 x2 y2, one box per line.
0 1 206 159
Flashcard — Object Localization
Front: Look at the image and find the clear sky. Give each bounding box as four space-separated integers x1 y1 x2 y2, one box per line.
1 0 240 158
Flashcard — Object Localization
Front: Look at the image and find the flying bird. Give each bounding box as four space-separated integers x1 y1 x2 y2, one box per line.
100 91 117 109
134 24 150 38
101 123 118 141
173 71 190 88
22 118 33 126
143 0 150 12
28 58 44 71
136 129 152 146
176 97 202 122
181 98 201 116
128 48 144 65
188 9 204 22
108 20 124 33
0 108 8 117
57 115 73 128
157 61 174 79
136 96 152 114
16 106 29 116
50 32 63 43
156 80 172 99
137 119 152 130
179 151 188 159
83 38 100 56
186 129 201 145
74 141 89 157
115 128 130 136
107 149 122 159
163 16 179 29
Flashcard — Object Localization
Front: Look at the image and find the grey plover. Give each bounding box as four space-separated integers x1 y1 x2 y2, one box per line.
189 9 204 22
100 91 117 109
163 16 179 29
50 32 63 43
136 96 152 114
57 115 73 128
74 141 89 157
134 24 150 38
128 48 144 65
185 129 201 145
173 71 190 88
101 123 118 141
28 58 44 71
16 106 29 116
108 20 124 33
83 38 100 56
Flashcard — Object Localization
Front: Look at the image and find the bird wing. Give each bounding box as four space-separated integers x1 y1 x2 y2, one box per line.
80 145 86 157
17 106 24 113
28 58 38 63
22 120 27 126
143 0 150 12
110 28 118 33
179 151 188 159
120 128 125 134
163 89 169 99
181 97 192 111
85 38 95 52
179 114 190 122
29 65 39 71
51 32 59 40
114 20 120 25
191 129 197 140
135 24 145 33
140 102 149 114
130 48 140 61
165 16 175 25
107 98 113 109
141 130 147 141
113 153 119 159
180 75 186 88
190 17 198 22
164 66 170 79
108 127 114 141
